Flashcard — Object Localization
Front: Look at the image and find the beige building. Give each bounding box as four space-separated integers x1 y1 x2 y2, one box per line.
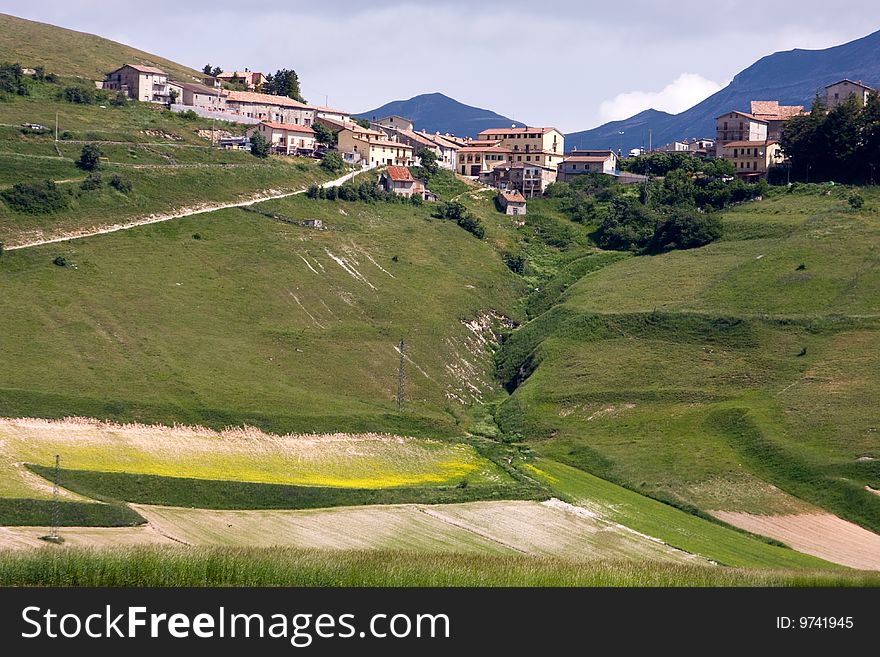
217 70 267 91
180 82 228 110
750 101 805 141
457 141 512 176
498 189 527 216
420 133 460 170
557 150 618 181
337 126 415 167
248 121 317 156
476 127 564 170
310 105 352 123
379 166 436 200
718 140 783 179
481 162 556 197
373 115 415 132
104 64 173 103
716 111 768 144
825 79 875 109
226 91 316 126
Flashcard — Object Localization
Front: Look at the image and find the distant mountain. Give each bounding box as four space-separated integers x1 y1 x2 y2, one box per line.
0 13 203 83
356 93 524 138
567 28 880 151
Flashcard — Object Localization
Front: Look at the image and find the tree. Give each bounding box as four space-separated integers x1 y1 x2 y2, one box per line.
203 64 213 75
649 209 722 252
75 144 102 171
312 122 338 146
264 69 305 102
32 65 45 81
0 180 68 214
355 118 371 130
110 91 128 107
250 131 270 158
320 151 345 173
212 66 222 78
0 62 28 96
169 88 179 105
417 147 439 175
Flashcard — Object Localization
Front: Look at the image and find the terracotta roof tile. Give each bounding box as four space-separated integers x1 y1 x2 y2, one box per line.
385 166 414 182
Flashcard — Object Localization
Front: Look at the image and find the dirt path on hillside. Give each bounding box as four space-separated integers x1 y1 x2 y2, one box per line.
712 510 880 570
5 168 362 251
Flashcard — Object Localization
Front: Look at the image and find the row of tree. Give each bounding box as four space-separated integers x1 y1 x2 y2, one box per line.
780 93 880 184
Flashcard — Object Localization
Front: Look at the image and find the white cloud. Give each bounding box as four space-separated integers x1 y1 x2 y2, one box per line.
598 73 724 122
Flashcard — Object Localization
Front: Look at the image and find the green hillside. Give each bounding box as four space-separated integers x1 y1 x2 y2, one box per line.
0 13 203 82
496 186 880 531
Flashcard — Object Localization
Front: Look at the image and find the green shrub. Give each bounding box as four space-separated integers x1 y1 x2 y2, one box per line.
502 250 526 274
110 174 132 193
53 256 67 267
109 91 128 107
75 144 102 171
80 173 102 191
249 131 270 159
62 85 99 104
848 193 864 210
434 200 485 239
319 151 345 173
0 180 68 214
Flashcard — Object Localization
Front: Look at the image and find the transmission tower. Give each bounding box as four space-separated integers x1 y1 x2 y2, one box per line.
396 338 406 411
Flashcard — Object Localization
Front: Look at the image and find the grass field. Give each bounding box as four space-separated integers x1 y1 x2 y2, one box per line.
1 547 877 587
0 192 524 437
0 13 204 82
495 186 880 536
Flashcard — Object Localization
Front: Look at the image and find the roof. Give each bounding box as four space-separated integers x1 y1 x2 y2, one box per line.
722 140 778 148
569 149 616 157
375 115 413 124
114 64 167 75
227 90 311 109
310 105 350 116
749 101 804 120
422 133 460 150
398 129 438 148
339 124 386 137
479 127 559 136
563 155 615 163
259 121 315 134
385 166 414 182
499 189 527 203
217 71 265 80
179 81 228 95
825 78 875 91
716 110 768 123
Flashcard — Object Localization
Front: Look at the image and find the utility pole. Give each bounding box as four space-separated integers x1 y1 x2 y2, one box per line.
40 454 63 544
396 338 406 411
54 111 58 143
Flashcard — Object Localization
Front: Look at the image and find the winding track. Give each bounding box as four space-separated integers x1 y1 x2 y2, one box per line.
5 167 362 251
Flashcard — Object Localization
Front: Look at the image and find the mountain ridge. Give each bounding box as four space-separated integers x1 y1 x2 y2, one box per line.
355 92 524 138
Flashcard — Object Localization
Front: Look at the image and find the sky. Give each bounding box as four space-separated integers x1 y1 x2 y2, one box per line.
2 1 879 132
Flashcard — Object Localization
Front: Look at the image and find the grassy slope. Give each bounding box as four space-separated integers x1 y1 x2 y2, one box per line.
0 195 524 437
0 80 335 245
525 460 832 569
1 547 877 587
0 13 203 82
496 186 880 531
